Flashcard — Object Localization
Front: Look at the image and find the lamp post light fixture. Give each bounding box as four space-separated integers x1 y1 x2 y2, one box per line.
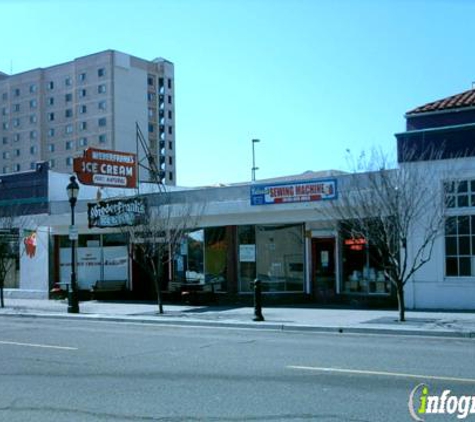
66 175 80 314
252 138 260 182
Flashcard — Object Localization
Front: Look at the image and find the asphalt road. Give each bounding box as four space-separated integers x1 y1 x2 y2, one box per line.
0 317 474 422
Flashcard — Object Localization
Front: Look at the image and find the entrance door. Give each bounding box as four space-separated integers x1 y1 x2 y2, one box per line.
311 238 336 303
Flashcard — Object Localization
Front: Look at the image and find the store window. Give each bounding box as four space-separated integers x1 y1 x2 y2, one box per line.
238 224 304 293
204 227 227 291
183 229 204 282
58 234 128 290
238 225 256 292
340 221 391 295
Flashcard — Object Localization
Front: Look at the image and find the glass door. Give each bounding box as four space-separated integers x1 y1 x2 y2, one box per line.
311 238 336 302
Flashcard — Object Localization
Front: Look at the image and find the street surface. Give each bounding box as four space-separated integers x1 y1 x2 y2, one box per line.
0 317 474 421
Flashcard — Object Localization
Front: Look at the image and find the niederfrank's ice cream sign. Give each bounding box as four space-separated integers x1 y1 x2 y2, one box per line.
250 179 337 205
74 148 137 188
88 197 146 228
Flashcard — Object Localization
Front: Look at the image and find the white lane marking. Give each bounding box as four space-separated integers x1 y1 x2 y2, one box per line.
0 340 78 351
287 365 475 384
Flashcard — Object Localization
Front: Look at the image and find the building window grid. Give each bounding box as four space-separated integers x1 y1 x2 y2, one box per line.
445 215 475 277
445 179 475 277
445 180 475 208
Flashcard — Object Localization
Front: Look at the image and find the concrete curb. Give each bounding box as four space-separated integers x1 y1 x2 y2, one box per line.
1 312 474 339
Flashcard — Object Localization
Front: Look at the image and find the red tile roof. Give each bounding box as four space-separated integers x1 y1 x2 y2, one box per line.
407 88 475 115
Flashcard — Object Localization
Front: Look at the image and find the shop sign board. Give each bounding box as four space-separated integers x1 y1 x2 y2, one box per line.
239 244 256 262
69 225 78 241
88 197 147 228
73 148 137 188
250 178 337 205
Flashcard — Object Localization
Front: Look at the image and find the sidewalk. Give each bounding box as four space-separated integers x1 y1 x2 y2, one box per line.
1 298 475 338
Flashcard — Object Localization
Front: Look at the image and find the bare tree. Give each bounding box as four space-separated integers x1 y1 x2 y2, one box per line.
326 147 449 321
106 123 205 314
0 223 18 308
118 190 205 314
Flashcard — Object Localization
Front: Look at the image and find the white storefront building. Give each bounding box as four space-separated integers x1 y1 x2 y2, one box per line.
4 87 475 310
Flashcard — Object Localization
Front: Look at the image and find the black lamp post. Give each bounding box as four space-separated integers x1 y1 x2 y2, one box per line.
66 175 80 314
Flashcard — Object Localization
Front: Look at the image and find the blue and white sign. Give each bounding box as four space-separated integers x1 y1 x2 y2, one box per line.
251 179 337 205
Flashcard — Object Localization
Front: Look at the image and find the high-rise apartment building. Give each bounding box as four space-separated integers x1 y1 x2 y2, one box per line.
0 50 176 184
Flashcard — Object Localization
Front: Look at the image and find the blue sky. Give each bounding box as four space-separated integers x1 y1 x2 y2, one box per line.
2 0 475 186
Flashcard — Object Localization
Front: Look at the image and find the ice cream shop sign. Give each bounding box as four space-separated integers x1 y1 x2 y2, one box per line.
73 148 137 188
251 179 337 205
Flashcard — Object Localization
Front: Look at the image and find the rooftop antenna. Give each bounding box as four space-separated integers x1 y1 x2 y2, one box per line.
10 60 13 75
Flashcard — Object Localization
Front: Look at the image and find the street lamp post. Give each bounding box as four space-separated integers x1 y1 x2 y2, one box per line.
66 175 80 314
252 139 260 182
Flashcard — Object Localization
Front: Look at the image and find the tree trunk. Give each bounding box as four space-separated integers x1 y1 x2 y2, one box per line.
396 282 405 322
156 277 164 314
0 286 3 308
154 258 164 314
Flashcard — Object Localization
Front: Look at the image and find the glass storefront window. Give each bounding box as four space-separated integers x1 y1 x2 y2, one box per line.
185 229 204 282
238 225 256 292
205 227 227 291
57 233 129 290
239 224 304 293
340 223 391 295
